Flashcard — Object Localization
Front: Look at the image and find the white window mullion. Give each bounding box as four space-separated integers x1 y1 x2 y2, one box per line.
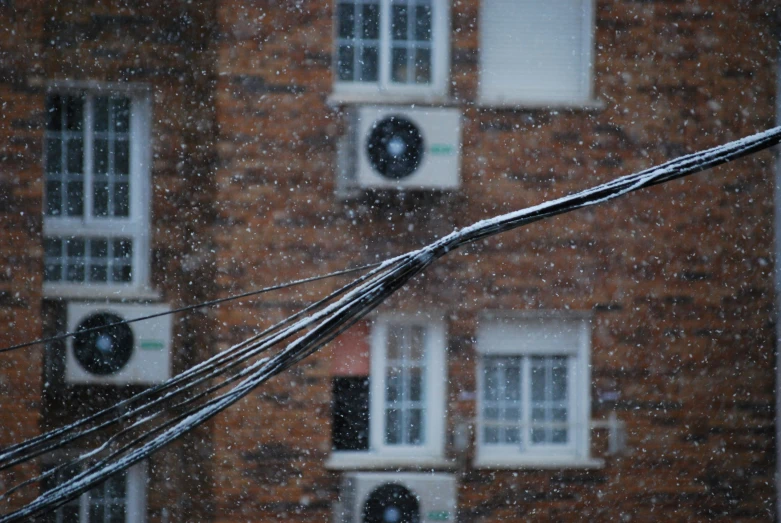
378 0 392 89
83 94 94 222
521 356 531 451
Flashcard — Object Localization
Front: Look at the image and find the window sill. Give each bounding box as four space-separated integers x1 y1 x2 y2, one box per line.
327 92 452 107
476 98 606 111
325 453 456 471
43 284 162 301
472 455 605 470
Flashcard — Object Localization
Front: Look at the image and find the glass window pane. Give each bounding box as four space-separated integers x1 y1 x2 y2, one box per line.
91 239 108 258
44 263 62 282
505 427 521 444
337 2 355 39
46 181 62 216
337 45 355 81
414 4 432 41
66 181 83 216
360 45 378 82
109 503 126 523
414 48 431 84
387 324 404 360
407 408 423 444
114 239 132 258
61 505 80 523
385 408 401 444
386 367 401 402
113 98 130 132
484 366 499 401
504 407 520 421
90 264 108 282
409 325 425 361
67 238 85 256
64 96 83 132
46 95 62 131
361 3 379 39
46 138 61 174
484 407 499 420
551 361 568 401
45 238 62 257
391 47 408 83
66 138 83 174
391 5 408 40
66 262 85 282
531 406 546 422
113 265 133 283
531 428 546 444
551 429 568 444
94 181 109 217
94 96 109 132
531 359 546 402
115 139 129 175
484 426 499 444
409 368 423 402
94 138 109 174
89 503 104 523
551 407 567 422
114 182 130 217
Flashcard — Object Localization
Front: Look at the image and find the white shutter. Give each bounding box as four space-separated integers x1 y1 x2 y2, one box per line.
477 317 585 356
478 0 594 105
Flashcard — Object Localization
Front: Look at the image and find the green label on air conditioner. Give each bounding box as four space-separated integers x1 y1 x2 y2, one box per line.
427 511 451 521
430 144 454 155
139 340 165 350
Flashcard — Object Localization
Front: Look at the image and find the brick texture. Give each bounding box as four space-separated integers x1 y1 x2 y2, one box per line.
0 0 779 522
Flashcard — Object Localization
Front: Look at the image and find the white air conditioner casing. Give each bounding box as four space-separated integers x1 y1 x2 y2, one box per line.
66 302 172 385
334 472 457 523
349 106 461 190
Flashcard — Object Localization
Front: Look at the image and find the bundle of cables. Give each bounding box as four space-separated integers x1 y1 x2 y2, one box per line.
1 127 780 522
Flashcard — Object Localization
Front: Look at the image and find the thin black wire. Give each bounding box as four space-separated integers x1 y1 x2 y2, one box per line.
3 127 780 523
0 261 383 354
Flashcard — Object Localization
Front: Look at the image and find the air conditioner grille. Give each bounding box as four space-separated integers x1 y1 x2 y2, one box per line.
73 312 134 375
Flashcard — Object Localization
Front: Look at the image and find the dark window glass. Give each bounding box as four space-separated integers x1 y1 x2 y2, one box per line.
94 138 109 174
391 4 408 40
46 95 62 131
337 2 355 39
415 4 432 41
66 138 83 174
338 45 355 81
66 181 84 216
45 138 61 174
391 47 408 82
113 98 130 132
45 181 62 216
64 96 83 132
361 3 379 39
95 96 110 132
332 377 370 451
115 139 129 175
360 45 379 82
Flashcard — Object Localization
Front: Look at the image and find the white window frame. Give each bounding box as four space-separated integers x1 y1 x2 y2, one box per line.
47 461 147 523
477 0 598 108
43 82 156 300
331 0 450 104
474 311 599 469
327 312 449 469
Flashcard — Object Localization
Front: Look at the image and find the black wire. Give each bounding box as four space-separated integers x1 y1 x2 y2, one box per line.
0 262 383 354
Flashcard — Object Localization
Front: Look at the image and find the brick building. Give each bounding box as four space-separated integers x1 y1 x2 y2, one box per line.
1 0 780 521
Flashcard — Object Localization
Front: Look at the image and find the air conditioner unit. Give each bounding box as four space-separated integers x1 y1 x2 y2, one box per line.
346 106 461 191
66 302 172 385
334 472 456 523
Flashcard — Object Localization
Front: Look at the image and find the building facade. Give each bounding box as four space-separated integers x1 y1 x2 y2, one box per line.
0 0 779 521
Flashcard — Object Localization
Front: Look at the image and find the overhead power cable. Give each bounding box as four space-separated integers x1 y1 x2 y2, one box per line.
2 127 779 522
0 261 383 354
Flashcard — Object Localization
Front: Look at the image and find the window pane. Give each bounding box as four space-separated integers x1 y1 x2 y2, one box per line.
109 503 126 523
505 427 521 444
66 181 84 216
64 96 83 131
45 137 61 174
391 47 408 83
113 98 130 132
66 262 85 282
551 429 568 444
114 182 130 217
386 367 402 402
360 45 378 82
115 139 129 175
67 238 85 256
91 238 108 258
114 239 133 258
414 4 432 41
45 181 62 216
94 181 109 217
94 138 109 174
484 426 499 444
407 408 423 444
45 238 62 257
409 367 423 402
391 4 408 40
531 428 546 444
46 95 62 131
484 407 499 420
531 359 546 402
332 377 370 451
361 3 379 39
551 360 568 402
66 138 83 174
90 264 108 282
414 48 431 84
337 2 355 39
89 504 104 523
387 324 403 360
44 262 62 282
409 325 425 361
385 408 401 444
61 505 80 523
113 265 133 282
95 96 110 132
484 366 499 401
337 44 355 81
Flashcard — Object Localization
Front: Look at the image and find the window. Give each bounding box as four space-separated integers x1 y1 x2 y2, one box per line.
333 0 449 99
478 0 595 106
41 462 146 523
43 87 152 298
475 313 593 468
329 314 447 468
